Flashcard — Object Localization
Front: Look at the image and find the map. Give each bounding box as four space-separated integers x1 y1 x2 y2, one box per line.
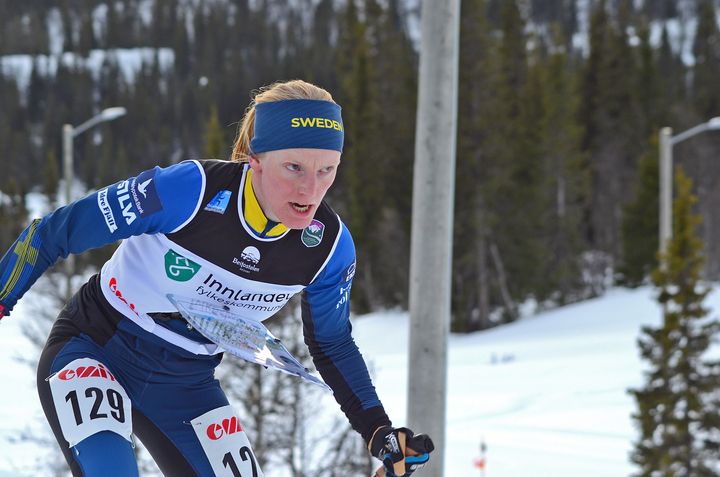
166 294 330 390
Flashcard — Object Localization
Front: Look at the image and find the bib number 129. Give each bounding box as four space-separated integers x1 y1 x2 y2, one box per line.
65 387 126 425
48 358 133 447
223 446 259 477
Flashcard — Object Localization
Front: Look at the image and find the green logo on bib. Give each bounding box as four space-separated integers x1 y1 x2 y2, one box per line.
301 220 325 248
164 249 201 281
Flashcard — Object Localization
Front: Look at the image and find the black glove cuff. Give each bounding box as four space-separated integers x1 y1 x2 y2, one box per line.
369 426 393 457
355 406 392 444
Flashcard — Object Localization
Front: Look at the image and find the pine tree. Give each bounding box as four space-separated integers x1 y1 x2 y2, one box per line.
630 166 720 477
453 0 498 331
77 10 97 54
657 26 686 121
636 22 661 138
643 0 678 20
203 106 225 159
303 0 338 90
43 149 60 205
579 0 645 263
620 134 659 287
28 10 49 54
692 0 720 119
335 0 385 312
27 58 47 122
0 178 28 251
535 26 588 303
481 0 541 319
353 0 417 309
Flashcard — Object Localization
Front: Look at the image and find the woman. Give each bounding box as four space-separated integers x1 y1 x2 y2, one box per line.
0 80 432 476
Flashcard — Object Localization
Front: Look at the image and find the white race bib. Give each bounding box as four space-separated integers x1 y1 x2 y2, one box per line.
48 358 132 447
191 405 264 477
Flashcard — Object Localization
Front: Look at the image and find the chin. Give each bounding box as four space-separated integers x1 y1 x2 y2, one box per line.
278 205 316 230
279 214 314 230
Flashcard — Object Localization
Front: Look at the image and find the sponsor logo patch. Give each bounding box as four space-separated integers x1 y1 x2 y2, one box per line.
233 246 261 273
301 219 324 247
196 273 292 312
165 249 201 281
342 261 356 282
97 188 118 233
206 416 243 441
336 283 351 309
129 169 162 217
108 277 139 316
116 180 136 225
205 190 232 214
58 362 116 382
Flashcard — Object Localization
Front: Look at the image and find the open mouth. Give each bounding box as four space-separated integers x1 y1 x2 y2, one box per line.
291 203 311 213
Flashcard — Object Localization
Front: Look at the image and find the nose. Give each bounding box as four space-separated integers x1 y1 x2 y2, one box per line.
298 173 318 197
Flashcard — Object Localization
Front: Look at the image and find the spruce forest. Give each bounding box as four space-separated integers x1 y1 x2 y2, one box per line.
2 0 720 332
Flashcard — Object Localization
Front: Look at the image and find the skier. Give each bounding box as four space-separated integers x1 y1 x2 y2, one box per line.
0 79 433 476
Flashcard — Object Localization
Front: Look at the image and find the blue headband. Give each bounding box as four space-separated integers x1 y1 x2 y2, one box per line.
250 99 344 154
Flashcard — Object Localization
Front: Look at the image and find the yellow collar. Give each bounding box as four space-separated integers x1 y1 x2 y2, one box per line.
243 168 289 237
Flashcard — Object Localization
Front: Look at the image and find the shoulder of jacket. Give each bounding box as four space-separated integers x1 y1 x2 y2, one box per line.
195 159 244 174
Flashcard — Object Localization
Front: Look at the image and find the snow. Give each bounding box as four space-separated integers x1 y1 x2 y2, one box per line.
352 287 669 477
1 283 719 476
0 297 55 477
0 48 174 102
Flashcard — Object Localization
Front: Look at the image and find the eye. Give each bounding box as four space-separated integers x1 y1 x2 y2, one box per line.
285 163 301 172
319 166 335 174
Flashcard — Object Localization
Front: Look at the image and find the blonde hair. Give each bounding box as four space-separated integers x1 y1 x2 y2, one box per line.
231 79 336 162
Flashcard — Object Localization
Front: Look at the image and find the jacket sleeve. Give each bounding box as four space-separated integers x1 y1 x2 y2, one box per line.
0 160 204 315
301 222 391 443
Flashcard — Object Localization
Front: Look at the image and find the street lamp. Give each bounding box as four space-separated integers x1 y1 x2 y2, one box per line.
62 107 126 297
659 117 720 255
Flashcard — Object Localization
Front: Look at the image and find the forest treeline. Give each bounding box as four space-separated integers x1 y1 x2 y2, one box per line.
1 0 720 331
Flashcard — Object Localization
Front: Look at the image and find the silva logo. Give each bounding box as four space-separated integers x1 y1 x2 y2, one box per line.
205 190 232 214
232 246 261 273
165 249 201 282
206 416 243 440
58 362 116 382
301 219 324 247
116 180 137 225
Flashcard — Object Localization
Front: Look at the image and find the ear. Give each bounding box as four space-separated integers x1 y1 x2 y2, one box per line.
248 155 262 173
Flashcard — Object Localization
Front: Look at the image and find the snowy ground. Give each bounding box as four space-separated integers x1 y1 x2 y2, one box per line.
352 287 669 477
0 284 717 476
0 297 51 477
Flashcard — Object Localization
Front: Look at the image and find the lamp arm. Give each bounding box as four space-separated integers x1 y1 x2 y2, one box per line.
671 123 710 145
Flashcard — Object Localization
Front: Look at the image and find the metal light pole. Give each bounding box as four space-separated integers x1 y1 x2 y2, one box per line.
407 0 460 475
62 107 126 299
659 116 720 255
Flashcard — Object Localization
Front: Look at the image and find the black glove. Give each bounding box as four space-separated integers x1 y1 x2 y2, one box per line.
369 426 434 477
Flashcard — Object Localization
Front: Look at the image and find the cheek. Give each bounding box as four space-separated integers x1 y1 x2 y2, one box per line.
319 174 337 194
272 179 296 201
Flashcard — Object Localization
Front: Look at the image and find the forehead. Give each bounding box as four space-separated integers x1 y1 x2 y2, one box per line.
265 148 341 165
